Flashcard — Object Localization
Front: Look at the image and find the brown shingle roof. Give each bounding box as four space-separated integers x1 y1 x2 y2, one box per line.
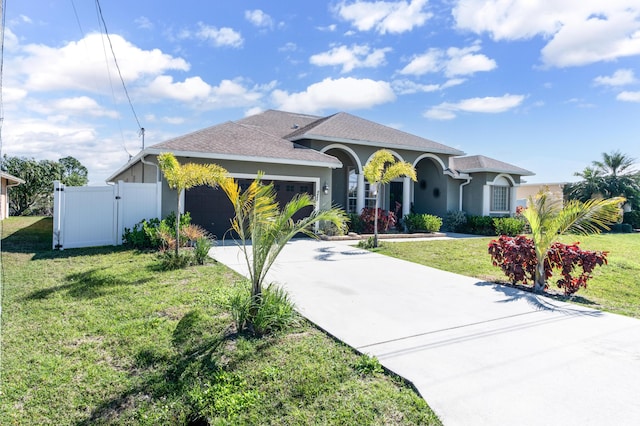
450 155 534 176
286 112 465 155
236 110 322 138
150 121 341 167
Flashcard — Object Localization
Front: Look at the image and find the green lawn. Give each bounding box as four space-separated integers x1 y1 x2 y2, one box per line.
1 217 439 425
377 233 640 318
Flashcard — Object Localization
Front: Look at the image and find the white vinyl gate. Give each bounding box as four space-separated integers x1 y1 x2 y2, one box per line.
52 180 161 249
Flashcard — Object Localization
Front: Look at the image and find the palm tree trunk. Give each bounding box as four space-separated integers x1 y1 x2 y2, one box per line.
533 258 546 293
373 190 379 248
175 190 181 256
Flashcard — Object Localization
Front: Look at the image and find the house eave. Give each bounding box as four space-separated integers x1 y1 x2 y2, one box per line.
460 168 535 176
106 148 342 183
289 134 466 156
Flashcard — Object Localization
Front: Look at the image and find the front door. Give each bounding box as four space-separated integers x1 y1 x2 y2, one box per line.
389 181 403 218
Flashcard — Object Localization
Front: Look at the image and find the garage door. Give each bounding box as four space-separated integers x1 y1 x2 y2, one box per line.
185 179 315 239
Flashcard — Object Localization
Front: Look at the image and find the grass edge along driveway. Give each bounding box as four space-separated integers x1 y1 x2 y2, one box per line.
1 217 440 425
377 233 640 319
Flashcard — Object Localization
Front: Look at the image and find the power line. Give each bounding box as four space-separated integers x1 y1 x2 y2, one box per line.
94 0 142 132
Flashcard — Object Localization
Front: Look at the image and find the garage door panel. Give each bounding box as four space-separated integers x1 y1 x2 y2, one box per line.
185 180 315 238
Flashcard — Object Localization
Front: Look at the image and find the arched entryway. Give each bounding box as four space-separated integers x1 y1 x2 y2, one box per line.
321 145 363 214
413 155 448 217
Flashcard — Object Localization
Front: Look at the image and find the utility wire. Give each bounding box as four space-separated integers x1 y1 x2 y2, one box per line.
94 0 142 131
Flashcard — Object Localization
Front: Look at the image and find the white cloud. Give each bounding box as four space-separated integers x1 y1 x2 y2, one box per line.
392 78 465 94
593 69 636 86
197 79 275 109
135 16 153 30
279 42 297 52
145 76 212 101
195 23 243 47
336 0 432 34
617 91 640 102
11 33 189 93
272 77 396 114
50 96 119 118
2 87 28 102
444 45 497 77
453 0 640 68
399 48 442 75
317 24 338 32
310 44 392 73
399 43 496 77
424 94 525 120
245 10 274 29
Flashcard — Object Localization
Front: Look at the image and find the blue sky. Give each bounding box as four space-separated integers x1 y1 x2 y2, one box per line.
3 0 640 184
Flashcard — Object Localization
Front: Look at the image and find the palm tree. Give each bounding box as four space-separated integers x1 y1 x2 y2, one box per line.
566 151 640 209
564 166 605 202
593 151 636 177
218 175 347 318
521 190 625 293
363 149 416 247
157 153 228 256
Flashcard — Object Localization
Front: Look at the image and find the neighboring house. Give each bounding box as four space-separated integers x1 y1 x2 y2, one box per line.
516 182 567 207
1 172 25 220
108 110 534 236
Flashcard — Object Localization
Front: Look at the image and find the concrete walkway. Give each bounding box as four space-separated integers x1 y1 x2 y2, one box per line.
212 239 640 426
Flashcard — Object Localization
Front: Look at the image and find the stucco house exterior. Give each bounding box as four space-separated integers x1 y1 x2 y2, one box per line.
108 110 533 236
1 171 24 220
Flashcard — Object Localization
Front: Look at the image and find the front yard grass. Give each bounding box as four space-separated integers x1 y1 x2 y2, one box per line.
377 233 640 318
1 217 439 425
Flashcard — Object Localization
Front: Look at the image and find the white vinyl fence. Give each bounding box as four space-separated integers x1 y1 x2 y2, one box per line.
52 180 161 249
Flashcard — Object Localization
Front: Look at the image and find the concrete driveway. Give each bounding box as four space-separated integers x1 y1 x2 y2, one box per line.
212 239 640 426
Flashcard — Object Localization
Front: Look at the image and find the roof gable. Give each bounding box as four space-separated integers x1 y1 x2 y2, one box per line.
286 112 465 155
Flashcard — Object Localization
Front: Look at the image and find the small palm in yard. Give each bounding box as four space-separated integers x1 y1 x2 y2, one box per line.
219 174 348 334
363 149 416 247
522 190 625 292
157 152 228 256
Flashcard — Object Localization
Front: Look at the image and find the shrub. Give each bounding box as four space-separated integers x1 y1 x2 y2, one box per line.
493 217 525 236
359 207 396 233
442 210 467 232
357 236 377 249
123 218 160 249
623 210 640 229
193 237 212 265
228 283 297 336
353 354 383 376
347 212 364 233
609 223 633 233
488 235 609 295
182 224 209 245
464 215 495 235
403 213 442 233
158 251 194 270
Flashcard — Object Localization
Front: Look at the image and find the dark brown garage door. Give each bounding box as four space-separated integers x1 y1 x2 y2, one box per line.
185 179 315 238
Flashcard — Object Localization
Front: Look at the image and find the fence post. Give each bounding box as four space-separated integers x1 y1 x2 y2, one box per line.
114 181 122 245
52 180 64 250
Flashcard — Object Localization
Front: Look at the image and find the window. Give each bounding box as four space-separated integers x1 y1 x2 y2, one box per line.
285 185 295 192
491 186 510 211
299 185 309 193
347 167 357 213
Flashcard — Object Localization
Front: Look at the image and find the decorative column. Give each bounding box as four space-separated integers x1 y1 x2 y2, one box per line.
402 176 411 217
356 173 365 213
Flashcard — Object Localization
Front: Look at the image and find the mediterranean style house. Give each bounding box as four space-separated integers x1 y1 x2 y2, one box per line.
108 110 533 236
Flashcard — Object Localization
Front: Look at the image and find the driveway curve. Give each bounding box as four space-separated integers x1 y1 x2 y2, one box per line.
212 239 640 426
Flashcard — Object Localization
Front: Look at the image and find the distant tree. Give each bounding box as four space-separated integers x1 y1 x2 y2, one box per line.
2 155 90 216
59 156 88 186
565 151 640 209
363 149 416 247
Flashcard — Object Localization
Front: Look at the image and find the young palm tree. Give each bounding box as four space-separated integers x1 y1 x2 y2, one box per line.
521 191 625 293
218 175 347 314
157 153 228 256
363 149 416 247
